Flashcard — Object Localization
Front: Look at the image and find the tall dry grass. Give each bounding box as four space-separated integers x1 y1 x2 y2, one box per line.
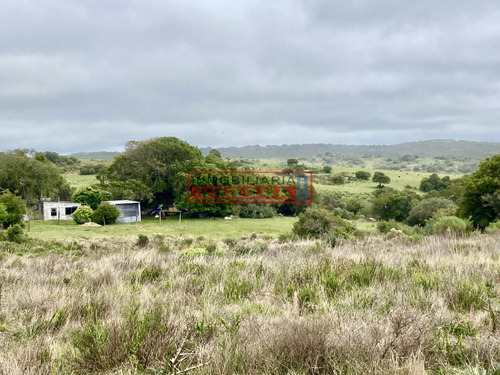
1 232 500 374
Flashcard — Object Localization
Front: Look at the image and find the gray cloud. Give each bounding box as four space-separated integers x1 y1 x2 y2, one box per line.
1 0 500 153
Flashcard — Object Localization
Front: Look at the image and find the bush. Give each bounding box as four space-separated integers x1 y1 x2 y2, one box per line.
428 216 472 236
137 234 149 247
406 198 457 226
371 190 419 222
91 204 120 225
180 247 206 257
239 204 277 218
292 207 354 239
329 174 345 185
72 186 101 210
355 171 371 180
72 206 94 224
419 174 452 192
0 192 26 229
79 164 102 175
485 220 500 234
5 224 27 243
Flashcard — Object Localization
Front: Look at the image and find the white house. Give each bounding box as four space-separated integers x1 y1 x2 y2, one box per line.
40 199 82 221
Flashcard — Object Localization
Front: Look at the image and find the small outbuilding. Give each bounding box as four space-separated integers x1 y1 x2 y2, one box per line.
40 199 82 221
103 200 141 223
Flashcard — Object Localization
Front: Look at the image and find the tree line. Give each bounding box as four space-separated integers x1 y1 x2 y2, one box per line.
1 138 499 243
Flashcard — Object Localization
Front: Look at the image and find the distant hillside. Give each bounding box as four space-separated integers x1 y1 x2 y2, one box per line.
69 151 122 160
201 140 500 159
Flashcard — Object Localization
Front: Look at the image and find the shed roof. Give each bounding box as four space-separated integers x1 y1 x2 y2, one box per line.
103 200 140 205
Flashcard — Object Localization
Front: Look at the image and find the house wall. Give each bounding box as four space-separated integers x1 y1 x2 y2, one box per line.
41 202 82 221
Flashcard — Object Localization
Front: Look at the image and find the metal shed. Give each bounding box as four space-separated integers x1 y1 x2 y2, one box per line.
103 200 141 223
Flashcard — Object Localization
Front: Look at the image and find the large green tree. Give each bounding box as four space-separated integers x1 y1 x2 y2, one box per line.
371 189 420 222
372 172 390 188
102 137 204 204
0 150 71 202
419 173 452 192
102 137 236 216
458 154 500 228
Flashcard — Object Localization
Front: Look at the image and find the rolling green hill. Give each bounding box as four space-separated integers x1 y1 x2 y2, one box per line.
201 139 500 159
68 151 122 160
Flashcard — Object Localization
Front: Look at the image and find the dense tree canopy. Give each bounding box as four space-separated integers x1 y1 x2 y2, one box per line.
101 137 204 204
371 189 420 222
100 137 237 215
419 173 452 192
406 197 457 226
458 154 500 228
0 150 71 202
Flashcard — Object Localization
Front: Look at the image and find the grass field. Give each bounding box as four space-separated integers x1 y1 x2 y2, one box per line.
27 216 298 240
2 231 500 374
64 173 98 190
64 158 459 194
312 168 445 196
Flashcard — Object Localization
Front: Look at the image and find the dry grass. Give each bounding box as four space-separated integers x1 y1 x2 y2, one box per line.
1 233 500 374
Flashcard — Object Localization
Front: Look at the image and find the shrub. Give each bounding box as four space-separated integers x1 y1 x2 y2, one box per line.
406 198 457 226
137 265 162 283
72 206 94 224
419 173 452 192
222 237 237 246
239 204 277 218
429 216 472 236
0 192 26 229
485 220 500 234
447 281 487 313
278 232 298 243
377 220 393 234
5 224 27 243
224 278 254 301
91 204 120 225
355 170 371 180
72 186 101 210
79 164 102 175
329 174 345 185
297 286 319 310
180 247 206 257
292 207 354 239
0 204 7 227
371 190 419 222
136 234 149 247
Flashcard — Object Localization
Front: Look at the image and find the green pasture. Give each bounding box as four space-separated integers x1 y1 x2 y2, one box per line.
27 216 298 241
313 168 433 195
65 173 98 190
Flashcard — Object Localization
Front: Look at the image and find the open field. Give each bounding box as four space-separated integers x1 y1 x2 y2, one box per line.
64 167 452 197
312 168 455 196
27 217 298 241
64 173 98 190
1 232 500 374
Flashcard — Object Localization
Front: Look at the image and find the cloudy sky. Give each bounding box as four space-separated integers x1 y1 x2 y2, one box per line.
1 0 500 153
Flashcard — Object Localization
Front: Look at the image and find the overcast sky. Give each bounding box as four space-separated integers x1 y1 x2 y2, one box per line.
1 0 500 153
